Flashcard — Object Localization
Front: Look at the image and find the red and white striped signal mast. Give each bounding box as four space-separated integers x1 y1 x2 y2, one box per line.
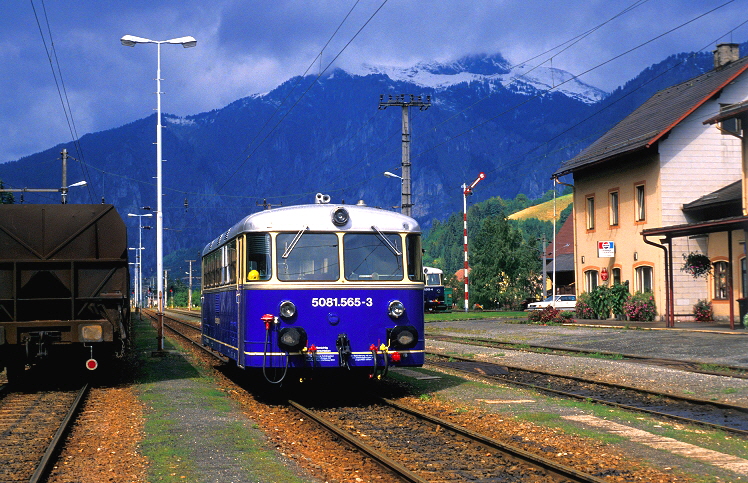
462 172 486 312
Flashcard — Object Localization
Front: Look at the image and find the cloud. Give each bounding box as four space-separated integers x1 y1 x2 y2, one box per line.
1 0 746 163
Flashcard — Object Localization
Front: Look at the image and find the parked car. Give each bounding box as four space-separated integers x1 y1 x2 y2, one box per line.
526 295 576 311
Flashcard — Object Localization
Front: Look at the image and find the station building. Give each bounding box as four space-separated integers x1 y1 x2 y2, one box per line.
553 44 748 327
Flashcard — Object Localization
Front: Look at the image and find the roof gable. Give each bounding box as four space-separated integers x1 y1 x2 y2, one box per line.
554 55 748 177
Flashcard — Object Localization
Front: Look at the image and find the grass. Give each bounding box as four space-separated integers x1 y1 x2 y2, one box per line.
131 316 304 483
698 363 747 376
584 352 625 360
425 311 527 322
507 194 573 221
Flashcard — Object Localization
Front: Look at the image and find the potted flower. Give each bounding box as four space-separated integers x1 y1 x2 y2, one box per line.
682 252 712 278
693 299 713 322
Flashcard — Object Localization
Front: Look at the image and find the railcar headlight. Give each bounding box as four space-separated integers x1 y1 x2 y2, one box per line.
278 327 308 352
279 300 297 319
331 207 349 226
80 325 103 342
388 325 418 349
387 300 405 319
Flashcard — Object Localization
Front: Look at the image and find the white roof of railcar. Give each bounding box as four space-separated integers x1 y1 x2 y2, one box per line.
203 203 420 255
424 266 443 274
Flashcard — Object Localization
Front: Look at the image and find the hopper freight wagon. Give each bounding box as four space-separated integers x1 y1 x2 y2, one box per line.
0 204 130 381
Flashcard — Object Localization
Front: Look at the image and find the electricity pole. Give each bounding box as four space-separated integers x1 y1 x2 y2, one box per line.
186 259 196 310
378 94 431 217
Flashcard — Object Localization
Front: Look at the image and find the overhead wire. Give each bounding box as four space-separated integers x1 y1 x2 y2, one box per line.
316 0 655 194
319 1 741 204
29 0 94 202
175 0 391 230
407 0 739 180
49 1 737 220
485 17 748 194
212 0 389 194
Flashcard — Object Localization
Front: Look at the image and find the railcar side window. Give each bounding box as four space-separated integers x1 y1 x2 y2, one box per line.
203 250 221 288
277 233 339 281
407 234 424 282
246 233 271 281
224 239 237 284
344 233 403 281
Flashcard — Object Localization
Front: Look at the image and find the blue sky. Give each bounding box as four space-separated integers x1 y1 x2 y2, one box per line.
1 0 746 163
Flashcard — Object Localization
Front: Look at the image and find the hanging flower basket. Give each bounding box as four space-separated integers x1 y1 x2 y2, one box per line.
682 252 712 278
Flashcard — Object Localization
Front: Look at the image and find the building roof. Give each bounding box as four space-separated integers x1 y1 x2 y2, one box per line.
545 253 574 273
682 179 741 210
554 55 748 177
641 215 748 239
544 216 574 258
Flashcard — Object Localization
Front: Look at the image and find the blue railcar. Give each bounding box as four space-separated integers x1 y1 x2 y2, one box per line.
201 196 424 383
424 266 448 312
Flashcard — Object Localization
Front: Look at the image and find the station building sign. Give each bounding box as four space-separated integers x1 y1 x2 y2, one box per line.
597 241 615 258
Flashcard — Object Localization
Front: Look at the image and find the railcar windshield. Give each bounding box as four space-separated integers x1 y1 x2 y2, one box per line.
425 273 442 286
277 233 339 281
344 233 403 281
246 233 271 281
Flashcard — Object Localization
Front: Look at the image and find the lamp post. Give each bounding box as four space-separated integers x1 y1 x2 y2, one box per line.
127 212 152 311
121 34 196 351
3 149 87 203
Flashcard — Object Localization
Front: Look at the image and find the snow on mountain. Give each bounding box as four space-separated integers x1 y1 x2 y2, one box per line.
343 54 607 104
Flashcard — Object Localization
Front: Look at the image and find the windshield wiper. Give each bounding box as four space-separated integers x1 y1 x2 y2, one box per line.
371 225 401 256
282 225 309 259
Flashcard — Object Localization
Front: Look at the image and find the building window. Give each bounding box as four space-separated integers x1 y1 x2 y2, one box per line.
586 196 595 230
612 267 621 285
635 184 646 222
714 261 729 300
635 266 653 293
609 191 619 226
719 104 742 135
585 270 598 292
742 258 747 298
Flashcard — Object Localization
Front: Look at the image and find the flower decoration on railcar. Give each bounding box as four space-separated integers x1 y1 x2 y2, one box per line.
681 252 712 279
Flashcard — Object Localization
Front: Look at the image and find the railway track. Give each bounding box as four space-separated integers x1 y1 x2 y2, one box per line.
143 309 225 361
290 397 609 482
427 353 748 437
428 334 748 379
166 308 201 319
0 384 88 483
151 310 611 481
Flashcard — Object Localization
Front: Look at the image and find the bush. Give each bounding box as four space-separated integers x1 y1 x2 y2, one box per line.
623 292 657 321
575 292 595 319
558 311 575 321
527 306 572 325
693 299 713 322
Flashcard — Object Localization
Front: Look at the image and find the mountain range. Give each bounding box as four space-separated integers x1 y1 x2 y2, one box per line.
0 46 741 280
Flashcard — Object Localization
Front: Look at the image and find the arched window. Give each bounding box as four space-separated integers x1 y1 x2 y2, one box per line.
612 267 621 286
713 261 729 300
585 270 598 292
635 266 653 293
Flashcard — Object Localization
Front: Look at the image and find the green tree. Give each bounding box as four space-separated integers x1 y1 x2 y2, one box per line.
470 215 541 310
0 180 14 204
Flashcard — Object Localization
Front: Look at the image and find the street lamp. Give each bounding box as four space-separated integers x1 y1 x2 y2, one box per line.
4 149 87 203
127 212 152 312
383 172 405 212
121 34 196 351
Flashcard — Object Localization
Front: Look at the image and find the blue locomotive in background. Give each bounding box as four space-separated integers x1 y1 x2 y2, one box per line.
201 194 424 383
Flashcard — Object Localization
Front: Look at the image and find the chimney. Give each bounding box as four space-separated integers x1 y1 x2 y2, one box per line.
714 43 740 68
